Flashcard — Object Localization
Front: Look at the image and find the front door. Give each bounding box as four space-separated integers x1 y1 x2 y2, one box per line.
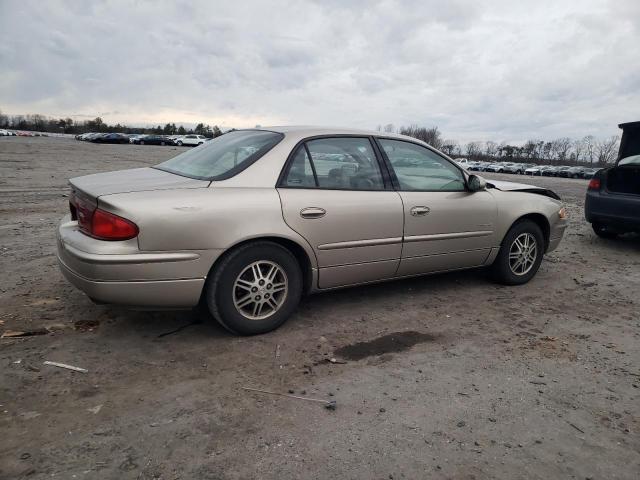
277 137 404 288
376 138 497 276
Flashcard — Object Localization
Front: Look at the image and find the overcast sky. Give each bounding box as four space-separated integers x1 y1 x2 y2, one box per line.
1 0 638 142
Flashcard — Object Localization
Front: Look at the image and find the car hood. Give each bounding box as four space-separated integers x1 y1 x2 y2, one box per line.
487 180 561 200
69 167 209 200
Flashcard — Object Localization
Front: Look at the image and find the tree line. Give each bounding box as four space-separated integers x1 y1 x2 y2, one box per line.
0 110 223 138
378 123 620 167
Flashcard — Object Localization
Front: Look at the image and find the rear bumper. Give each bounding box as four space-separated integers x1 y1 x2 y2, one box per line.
585 191 640 231
56 216 220 308
58 256 205 308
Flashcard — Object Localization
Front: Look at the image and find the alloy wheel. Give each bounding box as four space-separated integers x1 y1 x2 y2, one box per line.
232 260 288 320
508 233 538 276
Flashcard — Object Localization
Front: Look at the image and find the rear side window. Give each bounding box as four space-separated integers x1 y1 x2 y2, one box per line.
281 137 385 190
155 130 284 181
282 147 316 187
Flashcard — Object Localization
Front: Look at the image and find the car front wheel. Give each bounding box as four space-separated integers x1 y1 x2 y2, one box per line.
205 241 303 335
490 219 544 285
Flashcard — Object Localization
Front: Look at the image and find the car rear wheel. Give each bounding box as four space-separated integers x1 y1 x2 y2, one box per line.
490 219 544 285
205 241 303 335
139 140 145 145
177 141 183 146
592 222 618 239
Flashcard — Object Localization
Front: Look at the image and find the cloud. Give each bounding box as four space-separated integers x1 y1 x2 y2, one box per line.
0 0 638 142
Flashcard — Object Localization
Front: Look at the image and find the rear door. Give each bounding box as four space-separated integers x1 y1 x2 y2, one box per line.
376 138 497 276
277 136 404 289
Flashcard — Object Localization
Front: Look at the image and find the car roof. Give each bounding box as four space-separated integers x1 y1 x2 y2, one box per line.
256 125 407 138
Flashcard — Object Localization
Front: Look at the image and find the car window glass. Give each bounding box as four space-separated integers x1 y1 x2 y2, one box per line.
282 146 316 187
379 139 465 191
156 130 283 180
305 137 384 190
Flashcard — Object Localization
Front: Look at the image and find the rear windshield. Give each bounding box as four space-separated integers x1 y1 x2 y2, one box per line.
155 130 284 180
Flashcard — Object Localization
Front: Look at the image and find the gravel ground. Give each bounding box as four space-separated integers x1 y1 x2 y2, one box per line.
1 136 639 479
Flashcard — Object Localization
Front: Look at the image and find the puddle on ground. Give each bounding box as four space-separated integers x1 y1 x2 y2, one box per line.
334 331 437 361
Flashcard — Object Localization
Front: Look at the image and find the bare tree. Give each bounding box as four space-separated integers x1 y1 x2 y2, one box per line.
383 124 395 133
595 135 620 166
573 138 585 164
552 138 572 164
484 141 498 158
465 141 483 160
583 135 596 165
399 125 443 149
440 139 459 157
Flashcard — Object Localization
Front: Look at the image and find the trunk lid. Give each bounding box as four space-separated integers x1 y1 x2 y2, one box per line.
606 121 640 195
69 167 209 200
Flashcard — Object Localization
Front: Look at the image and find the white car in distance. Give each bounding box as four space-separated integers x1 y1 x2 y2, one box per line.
176 135 208 146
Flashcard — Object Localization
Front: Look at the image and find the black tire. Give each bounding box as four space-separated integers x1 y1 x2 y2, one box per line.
204 241 303 335
592 223 618 239
490 219 544 285
177 141 183 146
139 140 144 145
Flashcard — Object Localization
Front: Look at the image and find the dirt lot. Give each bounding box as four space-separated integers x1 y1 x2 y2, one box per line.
1 136 639 479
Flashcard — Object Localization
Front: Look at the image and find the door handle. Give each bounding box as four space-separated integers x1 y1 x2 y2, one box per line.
410 206 430 216
300 207 326 219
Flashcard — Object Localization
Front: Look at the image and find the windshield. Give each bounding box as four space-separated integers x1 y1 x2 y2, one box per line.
618 154 640 166
155 130 284 180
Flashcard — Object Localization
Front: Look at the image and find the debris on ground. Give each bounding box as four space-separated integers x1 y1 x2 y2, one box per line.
157 319 199 338
326 357 347 364
43 361 88 373
87 405 103 414
2 328 48 338
242 386 337 410
74 319 100 332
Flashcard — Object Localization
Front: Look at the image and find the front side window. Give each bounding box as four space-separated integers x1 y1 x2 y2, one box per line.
379 139 465 191
155 130 283 180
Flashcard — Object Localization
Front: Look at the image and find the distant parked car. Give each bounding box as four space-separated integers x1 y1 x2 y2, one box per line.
580 168 598 179
467 162 483 171
484 163 506 173
585 121 640 238
132 135 174 146
558 166 585 178
503 163 526 174
91 133 129 144
176 134 208 146
0 129 10 136
551 166 571 177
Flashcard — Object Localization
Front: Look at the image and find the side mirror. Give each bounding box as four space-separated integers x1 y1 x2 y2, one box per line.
467 174 487 192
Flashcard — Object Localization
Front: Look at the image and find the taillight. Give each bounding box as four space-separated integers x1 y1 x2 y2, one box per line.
90 209 139 240
70 194 96 234
588 178 601 190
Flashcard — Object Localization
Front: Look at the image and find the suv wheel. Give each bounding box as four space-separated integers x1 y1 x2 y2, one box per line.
592 223 618 239
205 241 303 335
490 219 544 285
177 140 183 146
